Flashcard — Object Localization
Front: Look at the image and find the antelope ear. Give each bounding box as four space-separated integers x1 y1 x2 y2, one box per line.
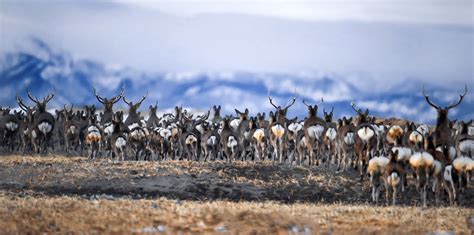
218 105 221 110
234 109 241 115
245 108 249 114
262 113 265 118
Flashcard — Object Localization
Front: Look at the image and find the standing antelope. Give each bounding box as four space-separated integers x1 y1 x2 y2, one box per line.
423 85 467 161
220 117 239 162
352 102 377 181
323 107 337 165
123 92 148 160
94 87 124 156
26 89 56 154
337 117 355 171
302 99 325 166
268 94 296 164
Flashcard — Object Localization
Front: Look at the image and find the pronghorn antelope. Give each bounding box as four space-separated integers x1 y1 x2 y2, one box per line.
287 117 303 165
303 98 325 166
234 108 252 160
178 110 209 161
252 117 268 162
94 87 124 156
146 102 160 129
423 85 467 161
0 108 20 152
86 114 102 159
383 150 404 205
26 88 56 154
367 152 389 204
63 105 80 155
200 121 221 161
426 135 455 205
336 117 355 171
268 94 296 164
220 117 239 163
123 92 149 160
211 105 223 123
409 147 435 207
322 107 338 165
111 112 127 161
351 102 377 181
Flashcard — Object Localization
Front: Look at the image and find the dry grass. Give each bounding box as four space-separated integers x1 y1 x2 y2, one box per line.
0 155 473 234
0 192 472 234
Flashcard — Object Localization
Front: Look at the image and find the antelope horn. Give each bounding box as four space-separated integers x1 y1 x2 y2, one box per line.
422 85 440 109
351 101 363 115
267 89 279 109
447 84 468 109
302 99 310 107
93 87 106 104
137 91 148 105
27 88 40 103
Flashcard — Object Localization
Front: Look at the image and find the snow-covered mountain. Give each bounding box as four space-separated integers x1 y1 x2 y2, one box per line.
1 38 472 123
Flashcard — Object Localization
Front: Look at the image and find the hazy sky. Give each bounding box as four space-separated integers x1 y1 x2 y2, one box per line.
1 0 473 87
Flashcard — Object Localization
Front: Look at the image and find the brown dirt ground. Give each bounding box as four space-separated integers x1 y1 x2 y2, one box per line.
0 155 473 234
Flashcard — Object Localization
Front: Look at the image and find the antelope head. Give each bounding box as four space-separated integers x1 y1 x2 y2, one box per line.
323 106 334 122
351 101 370 125
149 101 158 116
213 105 221 117
268 92 297 120
27 88 55 113
423 85 467 127
235 108 249 121
123 91 148 116
94 87 124 112
302 98 324 118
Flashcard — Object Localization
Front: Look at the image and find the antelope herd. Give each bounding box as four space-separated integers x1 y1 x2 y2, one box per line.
0 86 473 207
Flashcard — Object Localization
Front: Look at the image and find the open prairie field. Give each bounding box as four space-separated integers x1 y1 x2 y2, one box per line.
0 155 473 234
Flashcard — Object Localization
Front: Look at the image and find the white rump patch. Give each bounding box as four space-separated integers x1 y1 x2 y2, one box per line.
288 123 303 133
5 122 18 131
159 128 172 139
207 136 217 146
409 131 423 144
344 132 354 145
244 131 250 139
307 125 324 139
325 128 337 141
459 139 474 155
128 123 141 131
38 122 52 135
88 126 100 133
416 124 429 136
230 119 241 130
357 126 375 142
195 124 204 135
271 124 285 138
367 156 389 174
391 147 412 162
468 126 474 136
253 129 265 142
410 151 434 169
432 160 442 176
227 136 238 148
444 165 453 182
115 137 126 148
185 135 197 145
387 172 400 187
104 123 114 135
453 156 473 172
